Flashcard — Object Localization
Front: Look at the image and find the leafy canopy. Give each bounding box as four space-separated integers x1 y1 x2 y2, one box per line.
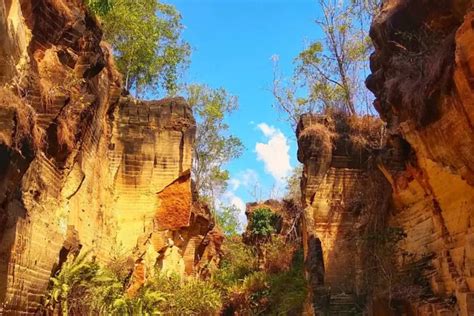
216 205 242 237
272 0 381 126
186 84 244 208
249 208 278 238
97 0 190 96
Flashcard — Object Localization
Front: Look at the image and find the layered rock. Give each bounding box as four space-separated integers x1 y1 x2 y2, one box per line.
366 0 474 315
0 1 220 313
296 113 390 314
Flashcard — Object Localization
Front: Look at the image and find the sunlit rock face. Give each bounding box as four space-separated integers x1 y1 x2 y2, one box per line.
0 0 220 313
296 113 391 314
368 0 474 314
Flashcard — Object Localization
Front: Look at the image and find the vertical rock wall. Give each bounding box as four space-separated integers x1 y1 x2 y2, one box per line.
297 114 390 314
367 1 474 315
0 1 221 314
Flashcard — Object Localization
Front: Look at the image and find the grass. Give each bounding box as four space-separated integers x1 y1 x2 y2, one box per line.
0 87 44 152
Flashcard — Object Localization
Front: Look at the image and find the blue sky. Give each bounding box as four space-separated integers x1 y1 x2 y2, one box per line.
167 0 323 225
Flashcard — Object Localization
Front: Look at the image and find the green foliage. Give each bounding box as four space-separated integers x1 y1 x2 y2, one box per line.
216 206 242 237
249 208 278 238
46 238 307 315
85 0 113 16
101 0 190 96
266 250 307 315
46 250 99 315
215 238 307 315
272 0 380 125
185 84 244 208
45 252 222 315
213 238 258 290
136 274 222 315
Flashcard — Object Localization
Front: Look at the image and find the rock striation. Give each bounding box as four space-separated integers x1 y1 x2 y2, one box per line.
297 113 389 315
299 1 474 315
367 0 474 315
0 0 220 313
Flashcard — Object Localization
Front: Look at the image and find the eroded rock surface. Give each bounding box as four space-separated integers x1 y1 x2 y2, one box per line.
367 1 474 315
0 1 221 313
297 113 390 315
299 1 474 313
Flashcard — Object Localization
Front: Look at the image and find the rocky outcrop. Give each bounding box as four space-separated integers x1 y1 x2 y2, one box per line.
366 0 474 315
297 113 390 315
244 199 302 241
299 1 474 312
0 1 220 313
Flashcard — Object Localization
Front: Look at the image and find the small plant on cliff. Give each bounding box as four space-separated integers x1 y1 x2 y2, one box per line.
46 250 99 315
249 208 279 239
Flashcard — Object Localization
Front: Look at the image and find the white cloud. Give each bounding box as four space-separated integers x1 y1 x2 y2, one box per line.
257 123 277 137
229 178 241 191
228 169 259 192
255 123 292 183
240 169 259 187
220 191 247 229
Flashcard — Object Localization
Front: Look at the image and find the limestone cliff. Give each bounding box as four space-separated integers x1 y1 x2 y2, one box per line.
0 1 220 313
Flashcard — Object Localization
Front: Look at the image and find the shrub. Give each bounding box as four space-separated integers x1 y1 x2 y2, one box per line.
45 251 223 315
141 274 222 315
262 236 296 273
213 238 257 290
45 250 99 315
226 271 270 315
249 208 279 239
267 249 307 315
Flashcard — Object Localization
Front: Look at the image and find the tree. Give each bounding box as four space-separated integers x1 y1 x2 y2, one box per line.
99 0 190 96
284 164 303 207
185 84 244 208
216 206 242 237
85 0 113 16
249 208 278 240
272 0 379 125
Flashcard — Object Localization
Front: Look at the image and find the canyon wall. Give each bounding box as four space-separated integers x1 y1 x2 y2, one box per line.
0 1 220 314
299 0 474 315
368 0 474 315
297 113 390 315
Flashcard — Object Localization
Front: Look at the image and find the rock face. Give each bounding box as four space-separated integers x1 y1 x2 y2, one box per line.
299 0 474 315
297 113 390 315
0 1 220 313
367 0 474 315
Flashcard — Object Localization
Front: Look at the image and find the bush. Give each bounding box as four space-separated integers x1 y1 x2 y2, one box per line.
45 251 223 315
142 274 222 315
262 236 295 273
249 208 279 239
267 249 307 315
213 238 257 290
